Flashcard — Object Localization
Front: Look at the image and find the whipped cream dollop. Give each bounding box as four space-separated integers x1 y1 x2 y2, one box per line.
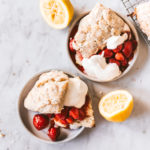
64 77 88 108
82 55 121 81
106 33 128 49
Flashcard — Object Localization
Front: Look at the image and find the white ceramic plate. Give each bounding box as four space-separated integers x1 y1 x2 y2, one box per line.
18 70 84 144
67 12 140 82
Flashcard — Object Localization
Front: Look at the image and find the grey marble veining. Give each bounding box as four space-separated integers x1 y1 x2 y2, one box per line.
0 0 150 149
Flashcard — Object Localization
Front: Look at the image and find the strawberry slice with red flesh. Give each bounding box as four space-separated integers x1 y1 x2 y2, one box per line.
113 44 123 53
69 107 86 121
121 58 128 67
69 39 75 52
115 53 125 61
55 113 65 120
109 58 121 67
66 117 74 124
104 49 114 58
33 114 49 130
48 127 60 141
122 41 133 58
69 108 80 120
54 107 69 125
55 108 69 120
59 119 68 125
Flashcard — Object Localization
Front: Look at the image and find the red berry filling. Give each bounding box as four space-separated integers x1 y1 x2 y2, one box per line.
66 117 74 124
32 97 89 141
68 23 137 74
115 53 125 61
122 41 133 58
104 49 114 58
109 58 121 67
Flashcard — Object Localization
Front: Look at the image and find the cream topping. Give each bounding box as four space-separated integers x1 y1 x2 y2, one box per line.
64 77 88 108
82 55 121 81
106 33 128 49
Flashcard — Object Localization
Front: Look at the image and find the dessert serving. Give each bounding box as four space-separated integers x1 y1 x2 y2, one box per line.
133 1 150 40
24 70 95 141
68 3 138 82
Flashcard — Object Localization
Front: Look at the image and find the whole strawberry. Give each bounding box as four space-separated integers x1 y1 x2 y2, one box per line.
122 41 133 58
48 127 60 141
33 114 49 130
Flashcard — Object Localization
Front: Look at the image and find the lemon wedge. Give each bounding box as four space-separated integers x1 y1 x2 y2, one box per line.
40 0 74 29
99 90 133 122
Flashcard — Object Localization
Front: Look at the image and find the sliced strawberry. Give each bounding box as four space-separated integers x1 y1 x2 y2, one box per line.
109 58 121 67
55 107 69 120
122 41 133 58
59 119 68 125
48 127 60 141
122 48 132 58
54 107 70 125
33 114 49 130
69 108 79 120
104 49 113 58
113 44 123 53
55 114 65 120
66 117 74 124
121 58 128 67
115 53 125 61
69 39 75 52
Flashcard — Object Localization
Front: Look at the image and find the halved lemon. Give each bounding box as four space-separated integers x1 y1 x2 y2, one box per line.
99 90 133 122
40 0 74 29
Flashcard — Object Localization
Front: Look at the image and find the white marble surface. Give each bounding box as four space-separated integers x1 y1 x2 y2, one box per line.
0 0 150 149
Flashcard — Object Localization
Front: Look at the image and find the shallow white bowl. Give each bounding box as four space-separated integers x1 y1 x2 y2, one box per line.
67 12 140 82
18 70 84 144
